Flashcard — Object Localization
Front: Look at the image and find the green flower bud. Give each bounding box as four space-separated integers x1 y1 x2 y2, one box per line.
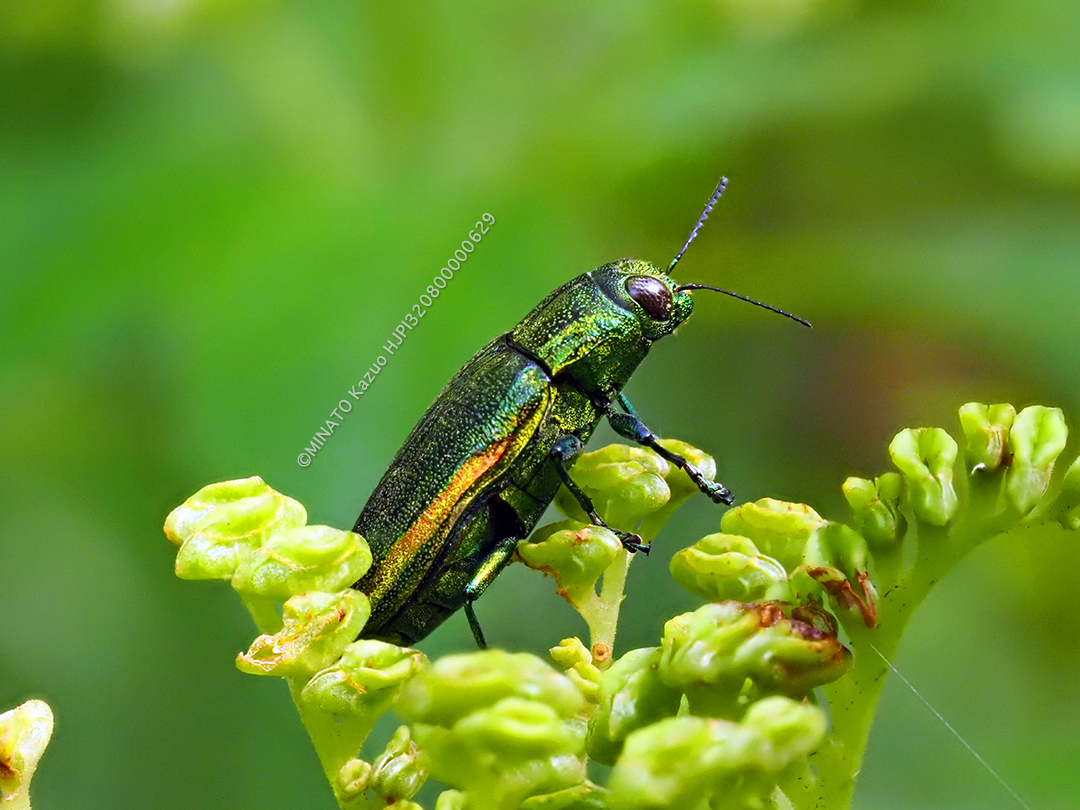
1005 405 1067 515
435 790 466 810
635 440 722 540
301 639 426 718
889 428 959 526
398 650 585 728
399 652 587 809
452 697 583 759
303 644 427 808
586 647 683 766
796 523 878 628
607 715 718 809
719 499 826 571
607 697 826 810
959 402 1016 473
553 444 672 532
334 758 371 799
520 782 606 810
550 638 603 703
370 725 428 802
411 703 587 809
231 525 372 601
165 477 306 580
517 521 622 610
236 589 370 679
0 699 53 809
742 693 828 756
660 602 851 707
414 695 591 807
842 472 905 547
670 533 791 603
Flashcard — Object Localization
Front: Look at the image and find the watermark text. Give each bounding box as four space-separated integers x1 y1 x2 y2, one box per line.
297 213 496 467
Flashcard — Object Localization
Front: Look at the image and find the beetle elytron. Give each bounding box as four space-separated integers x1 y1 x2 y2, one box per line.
352 178 808 646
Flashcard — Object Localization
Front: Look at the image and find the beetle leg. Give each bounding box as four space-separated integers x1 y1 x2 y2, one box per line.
603 398 735 505
462 535 521 648
464 601 487 648
550 435 650 554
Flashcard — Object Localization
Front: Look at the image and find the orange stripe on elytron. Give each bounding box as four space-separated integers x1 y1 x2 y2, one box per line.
367 437 512 604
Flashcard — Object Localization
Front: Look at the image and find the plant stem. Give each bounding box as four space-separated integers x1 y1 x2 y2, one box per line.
289 678 376 810
587 549 632 669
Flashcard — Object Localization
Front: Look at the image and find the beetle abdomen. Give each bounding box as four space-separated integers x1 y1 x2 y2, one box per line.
354 337 558 639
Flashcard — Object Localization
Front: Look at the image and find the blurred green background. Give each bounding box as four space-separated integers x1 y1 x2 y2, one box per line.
2 1 1078 807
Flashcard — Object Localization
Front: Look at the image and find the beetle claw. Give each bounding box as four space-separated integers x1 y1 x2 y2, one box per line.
704 481 735 505
619 533 651 555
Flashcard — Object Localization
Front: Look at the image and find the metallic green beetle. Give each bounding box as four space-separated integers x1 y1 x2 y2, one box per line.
352 179 808 646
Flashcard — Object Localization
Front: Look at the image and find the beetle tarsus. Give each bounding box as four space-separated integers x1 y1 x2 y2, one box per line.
619 533 651 555
702 480 735 505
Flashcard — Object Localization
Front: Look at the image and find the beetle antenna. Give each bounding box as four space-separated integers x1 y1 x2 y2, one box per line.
676 283 812 328
668 176 728 273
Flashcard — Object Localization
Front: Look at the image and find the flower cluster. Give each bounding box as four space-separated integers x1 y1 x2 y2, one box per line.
158 402 1075 810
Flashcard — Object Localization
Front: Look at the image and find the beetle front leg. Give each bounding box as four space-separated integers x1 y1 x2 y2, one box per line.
550 435 650 554
604 398 735 505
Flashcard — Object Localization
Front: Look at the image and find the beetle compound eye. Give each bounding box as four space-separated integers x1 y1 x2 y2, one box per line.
625 276 673 321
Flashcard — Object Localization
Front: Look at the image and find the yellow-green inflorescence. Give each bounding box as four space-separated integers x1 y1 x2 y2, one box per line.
164 402 1077 810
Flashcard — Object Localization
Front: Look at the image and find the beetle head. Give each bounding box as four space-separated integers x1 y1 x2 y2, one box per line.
509 178 807 397
590 260 694 342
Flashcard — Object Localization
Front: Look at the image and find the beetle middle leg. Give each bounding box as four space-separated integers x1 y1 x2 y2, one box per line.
550 434 650 554
603 396 734 505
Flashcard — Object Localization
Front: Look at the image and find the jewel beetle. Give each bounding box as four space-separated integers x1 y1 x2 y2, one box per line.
352 178 808 646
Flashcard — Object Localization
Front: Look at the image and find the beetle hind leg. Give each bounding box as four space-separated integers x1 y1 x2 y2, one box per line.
550 435 650 554
462 534 520 648
464 601 487 648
